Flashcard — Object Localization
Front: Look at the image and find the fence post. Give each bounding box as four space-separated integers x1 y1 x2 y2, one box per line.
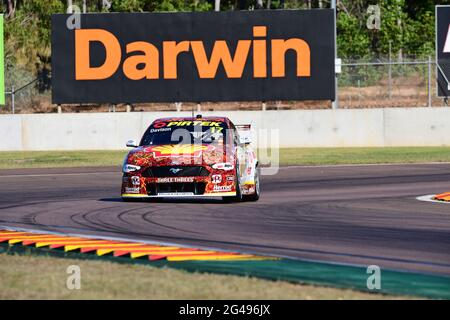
11 85 14 114
388 40 392 99
388 62 392 99
427 55 432 107
331 0 338 109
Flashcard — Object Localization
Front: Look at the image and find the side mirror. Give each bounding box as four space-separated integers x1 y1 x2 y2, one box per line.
126 139 138 148
239 135 251 145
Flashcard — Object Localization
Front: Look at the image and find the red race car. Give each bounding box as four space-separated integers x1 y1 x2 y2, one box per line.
121 115 260 202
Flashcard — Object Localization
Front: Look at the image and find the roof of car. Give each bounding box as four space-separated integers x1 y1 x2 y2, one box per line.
152 116 230 123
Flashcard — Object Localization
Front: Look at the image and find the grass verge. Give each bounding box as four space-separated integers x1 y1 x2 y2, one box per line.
1 147 450 169
0 253 405 299
277 147 450 166
0 150 127 169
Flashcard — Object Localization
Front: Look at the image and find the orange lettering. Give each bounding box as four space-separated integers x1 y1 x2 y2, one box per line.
253 26 267 78
271 39 310 78
75 29 121 80
163 41 190 79
73 27 312 81
123 42 159 80
191 40 251 78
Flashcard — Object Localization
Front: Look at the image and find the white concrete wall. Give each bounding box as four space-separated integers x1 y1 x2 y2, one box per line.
1 107 450 150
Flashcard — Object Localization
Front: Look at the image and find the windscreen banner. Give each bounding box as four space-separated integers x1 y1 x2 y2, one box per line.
51 10 335 104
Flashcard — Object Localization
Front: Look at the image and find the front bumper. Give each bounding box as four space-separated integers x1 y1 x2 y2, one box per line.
121 191 237 198
121 165 238 198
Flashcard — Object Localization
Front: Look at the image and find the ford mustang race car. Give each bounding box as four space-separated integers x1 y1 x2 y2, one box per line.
121 115 260 202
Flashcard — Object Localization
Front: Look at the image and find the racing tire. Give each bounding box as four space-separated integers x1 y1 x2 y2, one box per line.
243 166 260 202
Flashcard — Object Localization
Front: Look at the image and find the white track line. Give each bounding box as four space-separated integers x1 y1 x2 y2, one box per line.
416 194 450 204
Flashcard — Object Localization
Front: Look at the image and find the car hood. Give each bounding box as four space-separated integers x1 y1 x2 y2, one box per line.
126 144 230 167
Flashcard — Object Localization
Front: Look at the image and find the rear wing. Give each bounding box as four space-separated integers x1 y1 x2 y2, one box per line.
236 124 252 144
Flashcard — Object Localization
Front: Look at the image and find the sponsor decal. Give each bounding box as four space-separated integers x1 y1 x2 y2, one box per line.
72 26 311 82
156 177 195 183
152 122 168 129
149 123 224 131
212 162 234 171
213 185 233 192
150 127 172 133
125 187 140 193
131 176 140 186
156 121 223 127
226 175 235 181
211 174 222 184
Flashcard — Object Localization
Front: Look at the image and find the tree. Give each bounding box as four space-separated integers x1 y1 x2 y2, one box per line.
4 0 16 18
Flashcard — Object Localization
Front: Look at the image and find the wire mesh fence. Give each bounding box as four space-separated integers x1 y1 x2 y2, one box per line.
1 56 448 114
338 56 447 109
2 61 52 114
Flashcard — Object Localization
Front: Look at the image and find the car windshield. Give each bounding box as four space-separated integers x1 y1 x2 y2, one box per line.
140 120 228 146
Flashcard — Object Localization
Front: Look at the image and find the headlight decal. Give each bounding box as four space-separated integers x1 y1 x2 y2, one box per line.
123 164 141 173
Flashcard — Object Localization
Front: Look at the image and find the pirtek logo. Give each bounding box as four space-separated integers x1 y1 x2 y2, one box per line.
75 26 311 80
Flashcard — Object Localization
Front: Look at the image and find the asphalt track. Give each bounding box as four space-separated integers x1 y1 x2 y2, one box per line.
0 163 449 276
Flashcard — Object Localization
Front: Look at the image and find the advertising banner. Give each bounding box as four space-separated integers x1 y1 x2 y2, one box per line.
0 14 4 105
52 10 335 104
436 5 450 97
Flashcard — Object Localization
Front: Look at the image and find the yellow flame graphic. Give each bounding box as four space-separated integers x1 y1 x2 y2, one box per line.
152 144 208 156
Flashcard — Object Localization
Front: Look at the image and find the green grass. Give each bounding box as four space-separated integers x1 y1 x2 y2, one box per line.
0 147 450 169
0 150 128 169
0 253 407 299
277 147 450 166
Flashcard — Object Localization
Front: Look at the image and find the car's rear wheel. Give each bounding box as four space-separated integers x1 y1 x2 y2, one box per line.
244 166 260 202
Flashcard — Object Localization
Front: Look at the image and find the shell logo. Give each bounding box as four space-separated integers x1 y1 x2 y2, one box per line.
151 144 208 157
